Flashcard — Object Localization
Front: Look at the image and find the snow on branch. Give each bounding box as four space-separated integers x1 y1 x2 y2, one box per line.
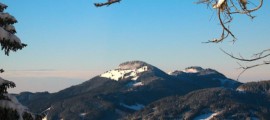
196 0 268 80
197 0 263 43
0 27 27 55
0 13 17 24
94 0 121 7
0 77 15 94
0 3 7 12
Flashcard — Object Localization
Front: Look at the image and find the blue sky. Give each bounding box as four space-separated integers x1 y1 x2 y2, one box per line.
1 0 270 93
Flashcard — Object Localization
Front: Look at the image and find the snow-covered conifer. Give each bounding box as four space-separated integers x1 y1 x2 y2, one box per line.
0 2 26 56
0 2 42 120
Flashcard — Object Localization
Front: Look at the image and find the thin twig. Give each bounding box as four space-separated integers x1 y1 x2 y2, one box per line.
221 48 270 62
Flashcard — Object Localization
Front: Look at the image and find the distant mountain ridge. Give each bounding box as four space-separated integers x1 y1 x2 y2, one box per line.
15 61 255 120
126 88 270 120
237 80 270 94
170 66 240 89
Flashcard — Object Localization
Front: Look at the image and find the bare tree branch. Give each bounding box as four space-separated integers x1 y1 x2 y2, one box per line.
221 48 270 62
236 61 270 80
197 0 263 43
94 0 121 7
221 48 270 80
230 0 263 14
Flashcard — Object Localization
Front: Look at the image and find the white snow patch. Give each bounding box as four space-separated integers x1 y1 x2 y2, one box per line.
119 61 148 70
41 107 52 120
213 0 226 9
127 81 144 88
193 112 219 120
0 77 11 85
182 67 203 73
133 82 143 87
42 115 48 120
0 13 17 22
80 112 88 117
236 87 246 93
167 71 173 75
100 66 148 81
120 103 145 111
183 69 199 73
0 27 21 44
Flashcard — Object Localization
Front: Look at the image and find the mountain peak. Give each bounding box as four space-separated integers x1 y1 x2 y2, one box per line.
100 61 152 81
118 61 151 70
168 66 205 75
169 66 220 75
183 66 204 73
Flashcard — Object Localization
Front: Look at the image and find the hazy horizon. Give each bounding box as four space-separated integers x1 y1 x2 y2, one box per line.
3 62 270 93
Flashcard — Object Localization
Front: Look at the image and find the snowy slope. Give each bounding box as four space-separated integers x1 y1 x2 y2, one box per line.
169 66 215 75
100 61 150 81
182 66 204 73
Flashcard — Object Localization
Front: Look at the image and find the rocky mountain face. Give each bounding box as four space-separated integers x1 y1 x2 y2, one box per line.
15 61 263 120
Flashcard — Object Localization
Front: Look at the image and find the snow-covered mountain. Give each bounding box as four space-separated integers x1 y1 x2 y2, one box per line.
181 66 204 73
14 61 251 120
100 61 151 81
169 66 223 76
169 66 241 89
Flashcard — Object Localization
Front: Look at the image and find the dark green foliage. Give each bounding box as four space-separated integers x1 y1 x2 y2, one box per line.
0 80 15 95
126 88 270 120
23 112 42 120
0 69 4 73
0 79 16 100
23 112 34 120
0 39 27 56
0 107 19 120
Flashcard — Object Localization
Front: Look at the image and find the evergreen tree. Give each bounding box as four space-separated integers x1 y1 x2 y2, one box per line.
0 2 26 56
0 2 41 120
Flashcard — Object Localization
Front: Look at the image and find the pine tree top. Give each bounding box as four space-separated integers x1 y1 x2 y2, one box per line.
0 2 26 56
0 3 7 12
